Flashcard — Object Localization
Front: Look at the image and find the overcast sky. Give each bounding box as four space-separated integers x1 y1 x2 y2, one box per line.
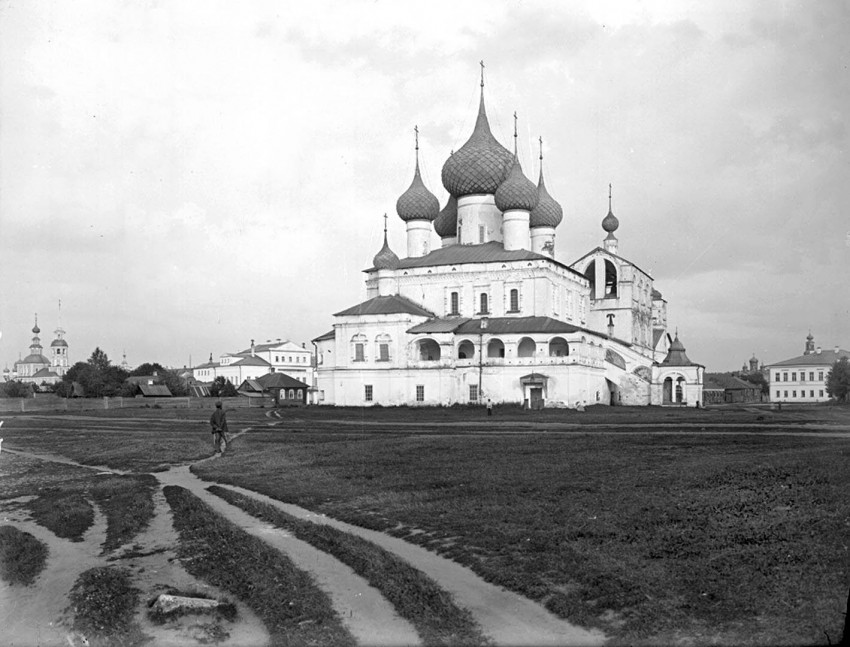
1 0 847 373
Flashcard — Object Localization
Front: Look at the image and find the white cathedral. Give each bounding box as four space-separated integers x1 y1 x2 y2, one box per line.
314 74 703 408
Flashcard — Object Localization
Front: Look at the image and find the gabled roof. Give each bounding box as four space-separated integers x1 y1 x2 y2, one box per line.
31 367 60 379
138 384 172 397
570 246 653 279
230 356 272 367
367 241 584 278
408 316 600 337
335 294 435 318
767 349 849 368
236 340 304 354
257 372 310 389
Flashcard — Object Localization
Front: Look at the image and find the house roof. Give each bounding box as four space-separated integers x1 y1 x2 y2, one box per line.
235 340 304 355
31 367 59 378
704 374 759 390
366 241 584 278
257 372 310 389
312 329 335 343
334 294 435 318
408 316 603 338
138 384 172 397
230 356 272 367
766 349 850 368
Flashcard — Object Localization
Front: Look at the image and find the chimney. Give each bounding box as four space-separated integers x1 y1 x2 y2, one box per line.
835 345 840 355
816 346 822 354
251 339 255 357
301 342 306 348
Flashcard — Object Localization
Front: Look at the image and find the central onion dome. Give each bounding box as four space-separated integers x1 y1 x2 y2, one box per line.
441 90 514 197
396 129 439 222
433 195 458 238
529 164 563 228
495 158 539 212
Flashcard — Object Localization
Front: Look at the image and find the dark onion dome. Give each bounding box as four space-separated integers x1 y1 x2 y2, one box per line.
372 232 400 270
441 92 514 197
396 156 439 222
602 184 619 233
51 338 69 347
495 158 539 212
529 167 563 228
32 323 40 334
433 195 458 238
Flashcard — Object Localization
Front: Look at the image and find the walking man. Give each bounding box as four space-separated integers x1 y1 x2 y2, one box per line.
210 401 229 455
486 398 493 416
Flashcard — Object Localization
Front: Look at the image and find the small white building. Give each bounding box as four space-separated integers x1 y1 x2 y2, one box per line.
314 72 702 408
193 339 314 387
766 333 849 403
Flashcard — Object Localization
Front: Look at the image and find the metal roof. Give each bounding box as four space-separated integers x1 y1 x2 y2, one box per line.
408 316 599 337
334 294 435 318
767 349 849 368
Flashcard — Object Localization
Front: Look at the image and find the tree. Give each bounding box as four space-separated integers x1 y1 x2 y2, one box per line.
129 362 165 377
1 380 32 398
210 376 237 398
826 357 850 402
60 350 128 398
739 371 769 395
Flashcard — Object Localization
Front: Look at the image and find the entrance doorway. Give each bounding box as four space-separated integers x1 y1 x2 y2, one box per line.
530 387 544 409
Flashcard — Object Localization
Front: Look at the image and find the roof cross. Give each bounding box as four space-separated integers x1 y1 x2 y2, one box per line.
480 60 485 88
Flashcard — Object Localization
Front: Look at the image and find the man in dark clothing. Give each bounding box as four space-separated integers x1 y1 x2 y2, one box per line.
210 401 229 455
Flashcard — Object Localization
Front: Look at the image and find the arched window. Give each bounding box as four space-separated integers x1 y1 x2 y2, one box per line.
509 289 519 312
480 293 489 314
375 334 392 362
297 389 303 399
288 389 295 400
351 334 367 362
457 340 475 359
450 292 459 315
583 262 595 294
517 337 536 358
549 337 569 357
675 378 685 403
418 339 441 361
487 338 505 358
604 259 618 297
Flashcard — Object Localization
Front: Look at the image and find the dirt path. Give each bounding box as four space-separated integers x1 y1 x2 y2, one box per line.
2 420 607 646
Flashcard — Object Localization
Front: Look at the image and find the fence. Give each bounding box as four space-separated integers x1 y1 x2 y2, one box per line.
0 395 271 413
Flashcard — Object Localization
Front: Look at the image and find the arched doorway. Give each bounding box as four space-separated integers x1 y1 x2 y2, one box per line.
663 377 673 404
418 339 441 361
457 340 475 359
675 377 685 403
517 337 536 358
549 337 569 357
487 339 505 358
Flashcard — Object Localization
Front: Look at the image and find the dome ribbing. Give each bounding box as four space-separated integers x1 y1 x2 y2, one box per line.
441 91 514 197
495 158 539 212
433 195 458 238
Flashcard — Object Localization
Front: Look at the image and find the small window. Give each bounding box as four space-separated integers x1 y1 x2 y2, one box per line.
450 292 459 315
479 225 485 243
297 389 303 399
469 384 479 402
809 390 814 397
509 289 519 312
792 390 797 397
288 389 295 399
818 371 824 381
354 344 365 362
791 372 796 381
775 372 780 382
775 390 780 398
809 372 814 381
783 372 788 382
416 385 425 402
379 343 389 361
365 385 373 402
784 391 788 398
480 293 489 314
820 389 824 397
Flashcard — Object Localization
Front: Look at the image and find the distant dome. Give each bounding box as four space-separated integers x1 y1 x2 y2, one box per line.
433 196 458 238
529 169 563 228
441 93 514 197
51 339 68 348
32 324 40 334
372 235 399 270
21 353 50 365
396 159 439 222
495 158 538 212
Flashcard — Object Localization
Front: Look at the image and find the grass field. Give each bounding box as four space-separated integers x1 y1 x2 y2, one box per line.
1 403 849 646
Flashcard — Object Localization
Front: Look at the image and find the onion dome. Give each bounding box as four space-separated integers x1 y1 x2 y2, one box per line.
495 158 539 212
602 183 619 233
433 195 458 238
441 77 513 197
396 127 439 222
529 151 563 228
373 214 400 270
51 338 68 348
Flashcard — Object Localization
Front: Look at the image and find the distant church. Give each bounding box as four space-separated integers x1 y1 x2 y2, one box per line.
3 315 70 385
314 69 703 408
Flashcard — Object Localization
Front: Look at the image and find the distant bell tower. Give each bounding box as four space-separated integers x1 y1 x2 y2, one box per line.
804 331 815 355
50 300 70 375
